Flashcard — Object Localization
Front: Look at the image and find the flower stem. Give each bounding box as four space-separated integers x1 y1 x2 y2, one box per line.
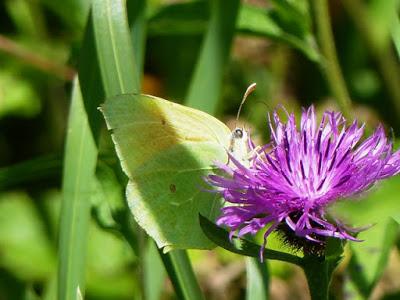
312 0 352 118
302 256 330 300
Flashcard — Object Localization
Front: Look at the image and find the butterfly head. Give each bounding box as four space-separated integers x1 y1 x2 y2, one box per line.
229 127 252 164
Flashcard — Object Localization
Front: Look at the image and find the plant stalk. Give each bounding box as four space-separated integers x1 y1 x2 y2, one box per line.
302 256 330 300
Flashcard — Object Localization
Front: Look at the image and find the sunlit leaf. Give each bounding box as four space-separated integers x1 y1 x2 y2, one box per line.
148 1 208 35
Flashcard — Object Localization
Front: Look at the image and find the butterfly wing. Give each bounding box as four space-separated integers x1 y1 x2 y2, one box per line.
101 94 231 250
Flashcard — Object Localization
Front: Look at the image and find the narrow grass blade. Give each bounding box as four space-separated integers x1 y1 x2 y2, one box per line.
185 0 240 113
246 258 269 300
90 0 139 95
58 78 94 300
128 0 147 83
144 241 166 300
58 1 139 299
159 249 204 300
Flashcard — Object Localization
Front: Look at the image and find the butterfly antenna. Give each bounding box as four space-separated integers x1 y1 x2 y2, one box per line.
236 82 257 123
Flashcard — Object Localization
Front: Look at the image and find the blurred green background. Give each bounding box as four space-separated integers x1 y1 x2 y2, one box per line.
0 0 399 299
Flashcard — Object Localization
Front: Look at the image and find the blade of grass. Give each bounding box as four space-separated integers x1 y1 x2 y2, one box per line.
246 258 269 300
58 1 139 300
311 0 352 118
58 78 94 300
128 0 147 84
90 0 138 95
144 241 166 300
185 0 241 114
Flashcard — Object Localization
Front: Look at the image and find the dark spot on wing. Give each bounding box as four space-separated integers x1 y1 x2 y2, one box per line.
169 184 176 193
161 119 166 125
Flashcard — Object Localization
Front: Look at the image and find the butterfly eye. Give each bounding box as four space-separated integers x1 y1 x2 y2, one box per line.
234 128 243 138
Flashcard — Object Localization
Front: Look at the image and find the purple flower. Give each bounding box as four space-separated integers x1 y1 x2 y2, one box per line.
207 106 400 257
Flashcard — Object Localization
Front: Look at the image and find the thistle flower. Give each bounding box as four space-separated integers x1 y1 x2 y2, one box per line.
207 106 400 257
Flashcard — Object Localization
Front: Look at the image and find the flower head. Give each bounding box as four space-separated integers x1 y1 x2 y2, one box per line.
207 106 400 257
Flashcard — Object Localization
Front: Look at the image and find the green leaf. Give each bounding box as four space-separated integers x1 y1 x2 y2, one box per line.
237 4 319 62
185 0 241 113
147 1 208 36
270 0 311 38
237 5 282 37
348 219 399 297
199 214 303 266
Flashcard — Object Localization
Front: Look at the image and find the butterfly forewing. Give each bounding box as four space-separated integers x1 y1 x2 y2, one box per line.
101 94 231 250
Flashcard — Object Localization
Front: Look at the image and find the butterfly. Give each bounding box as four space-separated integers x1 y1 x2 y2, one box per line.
100 83 256 251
